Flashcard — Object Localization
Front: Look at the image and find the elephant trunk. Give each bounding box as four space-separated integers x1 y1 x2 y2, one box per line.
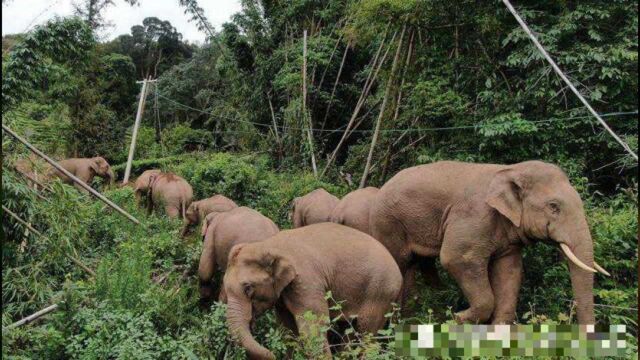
559 224 595 324
226 295 274 360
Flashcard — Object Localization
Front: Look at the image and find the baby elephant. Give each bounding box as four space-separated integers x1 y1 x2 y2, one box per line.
133 169 162 206
147 172 193 220
330 186 379 234
181 195 238 237
223 223 402 360
49 157 115 191
198 207 279 305
290 188 339 228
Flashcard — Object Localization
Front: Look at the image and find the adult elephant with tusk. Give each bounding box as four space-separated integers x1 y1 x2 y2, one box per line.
369 160 609 324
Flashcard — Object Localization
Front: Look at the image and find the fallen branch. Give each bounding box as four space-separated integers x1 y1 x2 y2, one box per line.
2 205 43 237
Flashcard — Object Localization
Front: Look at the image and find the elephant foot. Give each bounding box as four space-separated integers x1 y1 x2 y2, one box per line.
491 315 516 325
454 307 492 324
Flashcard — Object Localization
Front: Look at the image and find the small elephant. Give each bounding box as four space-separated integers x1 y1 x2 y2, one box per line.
49 157 114 191
290 188 339 228
133 169 162 206
369 160 609 324
223 223 402 360
181 195 238 237
146 172 193 220
198 206 279 305
330 186 379 234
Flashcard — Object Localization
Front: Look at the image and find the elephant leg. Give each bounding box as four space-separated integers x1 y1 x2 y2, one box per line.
285 296 331 359
489 246 522 324
441 242 494 323
399 262 418 316
356 302 389 335
165 205 180 218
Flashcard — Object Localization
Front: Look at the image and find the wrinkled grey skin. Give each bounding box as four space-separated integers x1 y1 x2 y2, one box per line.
370 160 607 324
331 186 443 297
330 186 379 234
223 223 402 360
146 172 194 220
181 195 238 237
49 157 114 191
198 206 279 305
290 188 339 228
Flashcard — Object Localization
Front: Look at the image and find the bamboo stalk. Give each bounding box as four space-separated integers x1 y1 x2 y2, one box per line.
320 27 395 178
2 124 141 225
17 171 53 193
320 39 351 131
4 304 59 329
360 24 407 188
2 205 43 237
302 30 318 177
66 254 97 277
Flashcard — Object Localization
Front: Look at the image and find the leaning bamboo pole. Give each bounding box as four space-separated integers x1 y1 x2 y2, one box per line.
4 304 59 330
302 30 318 177
320 28 395 179
2 124 141 225
359 24 407 188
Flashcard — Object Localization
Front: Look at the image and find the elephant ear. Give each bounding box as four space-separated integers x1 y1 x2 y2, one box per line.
486 168 524 228
227 243 246 266
89 159 100 174
262 252 296 297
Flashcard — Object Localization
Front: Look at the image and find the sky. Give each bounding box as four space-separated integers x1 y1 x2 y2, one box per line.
1 0 242 44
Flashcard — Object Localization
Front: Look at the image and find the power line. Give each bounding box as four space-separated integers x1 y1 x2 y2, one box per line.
157 92 637 134
502 0 638 161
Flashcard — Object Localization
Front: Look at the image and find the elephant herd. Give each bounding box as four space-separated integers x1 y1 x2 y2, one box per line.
14 156 610 360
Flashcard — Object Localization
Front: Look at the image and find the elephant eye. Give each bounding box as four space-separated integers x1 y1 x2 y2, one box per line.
242 282 254 298
548 202 561 215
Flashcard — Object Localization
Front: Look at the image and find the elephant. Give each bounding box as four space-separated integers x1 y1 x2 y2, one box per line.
133 169 162 206
290 188 339 228
223 223 402 360
330 186 379 234
198 206 279 305
49 157 115 191
181 195 238 237
369 160 609 325
146 172 193 220
330 186 442 292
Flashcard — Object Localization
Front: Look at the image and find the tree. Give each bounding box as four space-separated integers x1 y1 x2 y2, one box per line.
105 17 193 78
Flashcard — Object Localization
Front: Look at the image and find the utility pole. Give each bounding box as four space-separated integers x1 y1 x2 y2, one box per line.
123 77 155 184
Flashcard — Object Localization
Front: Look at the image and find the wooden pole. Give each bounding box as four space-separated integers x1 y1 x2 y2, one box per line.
4 304 59 329
2 125 141 225
320 39 350 131
302 30 318 177
360 24 406 188
123 77 151 184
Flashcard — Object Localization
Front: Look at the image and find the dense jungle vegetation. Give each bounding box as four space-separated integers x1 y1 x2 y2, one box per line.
2 0 638 358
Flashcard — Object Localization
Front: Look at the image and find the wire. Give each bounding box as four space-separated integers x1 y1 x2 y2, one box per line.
502 0 638 161
158 92 637 134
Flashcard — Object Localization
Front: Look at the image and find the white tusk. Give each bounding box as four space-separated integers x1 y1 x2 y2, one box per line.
560 243 597 273
593 261 611 277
